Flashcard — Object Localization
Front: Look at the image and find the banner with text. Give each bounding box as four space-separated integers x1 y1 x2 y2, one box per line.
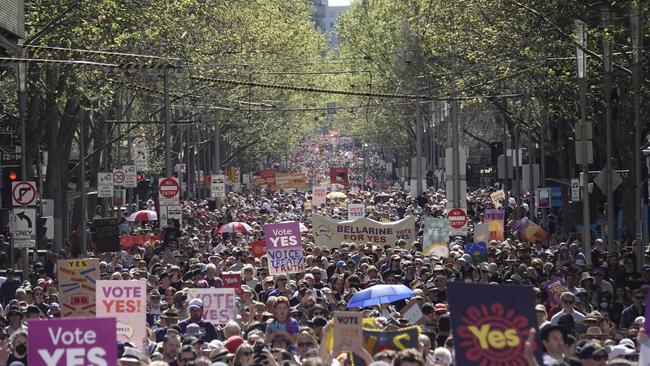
58 259 99 318
96 280 147 352
448 282 541 365
423 216 450 258
513 217 548 243
264 222 304 274
188 288 237 325
312 214 415 248
333 311 363 351
28 317 117 366
274 173 308 190
347 204 365 221
484 209 505 241
312 186 328 207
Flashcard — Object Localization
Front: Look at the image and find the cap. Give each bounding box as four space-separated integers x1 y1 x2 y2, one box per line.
535 304 547 313
224 335 244 354
576 339 606 359
189 298 204 310
337 260 346 268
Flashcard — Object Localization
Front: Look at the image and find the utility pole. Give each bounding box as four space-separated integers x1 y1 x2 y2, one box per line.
602 7 615 251
415 102 423 196
163 67 172 177
576 19 592 265
79 88 87 257
514 127 521 204
450 54 461 208
631 2 644 270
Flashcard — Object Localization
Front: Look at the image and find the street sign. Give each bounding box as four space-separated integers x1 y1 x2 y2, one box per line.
571 178 580 201
159 204 182 228
11 181 37 206
134 150 148 171
593 167 623 193
211 175 226 199
112 169 126 186
97 172 113 198
12 208 36 242
447 208 468 236
123 165 137 188
158 177 180 205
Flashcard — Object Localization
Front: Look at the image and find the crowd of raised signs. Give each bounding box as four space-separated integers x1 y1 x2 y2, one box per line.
0 137 647 366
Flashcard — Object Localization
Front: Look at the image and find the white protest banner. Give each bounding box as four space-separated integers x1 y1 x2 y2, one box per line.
264 222 305 274
96 280 147 352
490 190 505 208
333 311 363 351
312 186 327 207
187 288 236 325
347 204 365 221
312 214 415 248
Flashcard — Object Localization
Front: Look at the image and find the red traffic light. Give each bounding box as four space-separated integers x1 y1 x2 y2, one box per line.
8 171 17 181
137 174 144 181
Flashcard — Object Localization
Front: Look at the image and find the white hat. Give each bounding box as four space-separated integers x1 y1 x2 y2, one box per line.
189 298 203 309
433 347 452 366
608 344 636 361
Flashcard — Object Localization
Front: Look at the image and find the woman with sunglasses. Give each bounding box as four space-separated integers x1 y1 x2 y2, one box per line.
232 343 255 366
295 331 318 362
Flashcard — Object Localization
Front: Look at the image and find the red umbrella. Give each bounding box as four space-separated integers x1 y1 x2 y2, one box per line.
217 222 253 234
127 210 158 222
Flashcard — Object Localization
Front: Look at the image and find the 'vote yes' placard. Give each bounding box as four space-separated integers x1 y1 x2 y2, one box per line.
96 280 146 352
264 221 304 274
28 317 117 366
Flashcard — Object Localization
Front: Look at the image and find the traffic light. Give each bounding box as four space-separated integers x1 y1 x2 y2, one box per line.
1 166 21 208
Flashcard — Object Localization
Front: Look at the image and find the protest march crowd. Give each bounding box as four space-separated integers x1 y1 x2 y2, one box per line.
0 135 647 366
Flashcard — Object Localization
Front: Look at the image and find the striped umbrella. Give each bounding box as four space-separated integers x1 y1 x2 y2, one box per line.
127 210 158 222
217 222 253 234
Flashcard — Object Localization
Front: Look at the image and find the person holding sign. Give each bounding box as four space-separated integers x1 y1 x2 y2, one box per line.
178 298 218 342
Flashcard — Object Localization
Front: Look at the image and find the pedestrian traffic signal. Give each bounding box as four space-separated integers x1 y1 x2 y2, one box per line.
1 166 21 208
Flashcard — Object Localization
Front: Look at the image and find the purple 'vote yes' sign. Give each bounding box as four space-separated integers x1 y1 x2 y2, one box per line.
28 317 117 366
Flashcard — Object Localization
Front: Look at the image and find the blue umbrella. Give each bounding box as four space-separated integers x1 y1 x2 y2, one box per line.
347 284 414 308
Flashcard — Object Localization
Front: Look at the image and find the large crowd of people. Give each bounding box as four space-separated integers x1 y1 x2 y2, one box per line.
0 137 646 366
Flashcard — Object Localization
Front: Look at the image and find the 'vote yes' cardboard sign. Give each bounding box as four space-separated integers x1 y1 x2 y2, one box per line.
264 221 304 274
28 317 117 366
96 280 146 352
448 282 542 365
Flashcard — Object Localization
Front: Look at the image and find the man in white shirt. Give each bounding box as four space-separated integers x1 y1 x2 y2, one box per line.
550 291 585 324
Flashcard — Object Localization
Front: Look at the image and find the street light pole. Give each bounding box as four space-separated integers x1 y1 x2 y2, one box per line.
163 67 172 177
17 39 28 276
576 19 591 265
415 102 423 196
602 7 615 251
631 2 644 270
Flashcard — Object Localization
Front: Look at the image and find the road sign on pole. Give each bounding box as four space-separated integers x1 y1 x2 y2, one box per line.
97 173 114 198
447 208 468 236
11 181 37 206
211 175 226 199
12 207 36 244
112 169 126 187
159 204 182 228
159 177 180 205
123 165 137 188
